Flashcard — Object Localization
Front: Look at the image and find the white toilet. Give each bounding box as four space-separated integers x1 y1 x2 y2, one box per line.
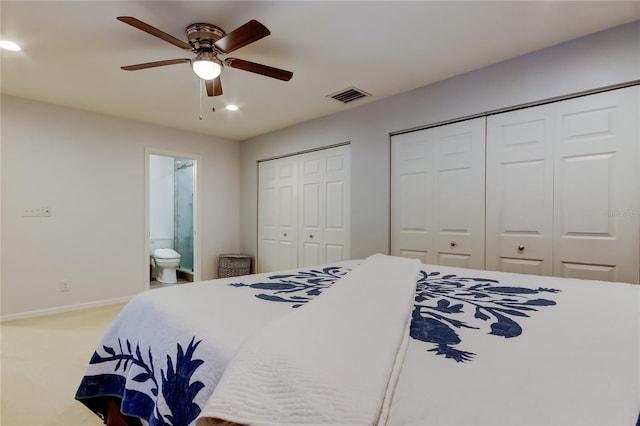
153 248 181 284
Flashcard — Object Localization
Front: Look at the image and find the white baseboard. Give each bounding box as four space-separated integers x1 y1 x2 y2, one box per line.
0 296 132 322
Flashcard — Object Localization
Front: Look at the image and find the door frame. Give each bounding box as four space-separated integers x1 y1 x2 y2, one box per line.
144 147 202 288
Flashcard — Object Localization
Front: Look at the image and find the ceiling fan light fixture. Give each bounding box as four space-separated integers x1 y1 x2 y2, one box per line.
0 40 21 51
192 53 222 80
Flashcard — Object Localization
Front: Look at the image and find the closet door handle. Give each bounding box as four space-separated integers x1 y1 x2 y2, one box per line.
450 241 457 248
309 234 314 239
283 233 288 238
517 244 525 252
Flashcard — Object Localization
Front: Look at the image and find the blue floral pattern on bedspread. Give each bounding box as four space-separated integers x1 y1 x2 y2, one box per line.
76 337 204 426
412 270 559 361
230 266 559 362
229 266 350 307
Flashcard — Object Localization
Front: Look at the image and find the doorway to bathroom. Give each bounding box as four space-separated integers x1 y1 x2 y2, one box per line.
145 149 201 289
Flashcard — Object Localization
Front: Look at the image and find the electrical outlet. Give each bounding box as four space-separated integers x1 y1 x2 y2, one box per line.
60 280 70 292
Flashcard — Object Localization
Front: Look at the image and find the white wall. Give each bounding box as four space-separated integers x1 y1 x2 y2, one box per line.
149 154 176 248
1 96 241 319
239 21 640 261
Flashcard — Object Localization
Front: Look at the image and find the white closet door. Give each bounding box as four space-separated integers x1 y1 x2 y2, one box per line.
257 156 298 273
486 106 555 275
553 87 639 283
298 145 350 267
391 118 485 268
321 145 350 264
259 145 350 273
391 130 434 263
487 86 639 283
298 151 323 267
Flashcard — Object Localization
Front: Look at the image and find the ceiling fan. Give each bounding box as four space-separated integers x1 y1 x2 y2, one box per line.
117 16 293 97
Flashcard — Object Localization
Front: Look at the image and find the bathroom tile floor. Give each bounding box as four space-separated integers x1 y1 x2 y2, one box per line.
150 278 190 290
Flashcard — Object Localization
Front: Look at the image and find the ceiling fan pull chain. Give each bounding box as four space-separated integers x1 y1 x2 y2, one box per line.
199 79 203 120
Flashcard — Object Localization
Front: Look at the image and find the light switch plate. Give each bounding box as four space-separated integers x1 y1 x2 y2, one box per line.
22 207 42 217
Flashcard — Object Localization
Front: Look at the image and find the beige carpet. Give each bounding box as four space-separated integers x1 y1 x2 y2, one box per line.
1 303 126 426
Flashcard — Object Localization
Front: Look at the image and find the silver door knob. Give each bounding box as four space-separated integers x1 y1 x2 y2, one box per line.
309 234 314 239
450 241 457 247
517 245 525 252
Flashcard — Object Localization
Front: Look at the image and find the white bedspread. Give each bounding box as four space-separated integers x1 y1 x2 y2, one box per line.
387 266 640 426
197 254 421 426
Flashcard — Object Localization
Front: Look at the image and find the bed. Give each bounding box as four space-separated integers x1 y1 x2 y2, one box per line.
76 254 640 426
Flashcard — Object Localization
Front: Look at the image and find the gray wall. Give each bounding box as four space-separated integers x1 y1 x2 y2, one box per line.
239 21 640 261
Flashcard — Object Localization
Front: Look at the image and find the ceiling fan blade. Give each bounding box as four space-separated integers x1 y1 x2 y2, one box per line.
117 16 192 50
206 77 223 97
121 58 191 71
225 58 293 81
214 19 270 54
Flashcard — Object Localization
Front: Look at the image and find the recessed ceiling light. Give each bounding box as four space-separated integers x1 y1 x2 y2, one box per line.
0 41 21 51
226 105 239 111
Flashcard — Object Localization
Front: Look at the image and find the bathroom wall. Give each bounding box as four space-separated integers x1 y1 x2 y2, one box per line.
149 154 176 251
1 96 241 319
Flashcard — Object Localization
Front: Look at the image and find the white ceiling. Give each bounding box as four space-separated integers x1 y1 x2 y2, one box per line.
1 1 638 141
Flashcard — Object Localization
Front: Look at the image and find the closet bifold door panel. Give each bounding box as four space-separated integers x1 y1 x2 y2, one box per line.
258 145 350 273
486 106 555 276
391 117 486 269
553 88 639 283
487 86 639 283
298 145 350 268
257 156 299 273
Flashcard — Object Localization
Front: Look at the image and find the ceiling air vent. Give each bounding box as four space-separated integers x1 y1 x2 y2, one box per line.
327 86 371 104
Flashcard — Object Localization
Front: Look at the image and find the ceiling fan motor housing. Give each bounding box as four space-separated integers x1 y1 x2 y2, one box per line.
185 23 226 52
